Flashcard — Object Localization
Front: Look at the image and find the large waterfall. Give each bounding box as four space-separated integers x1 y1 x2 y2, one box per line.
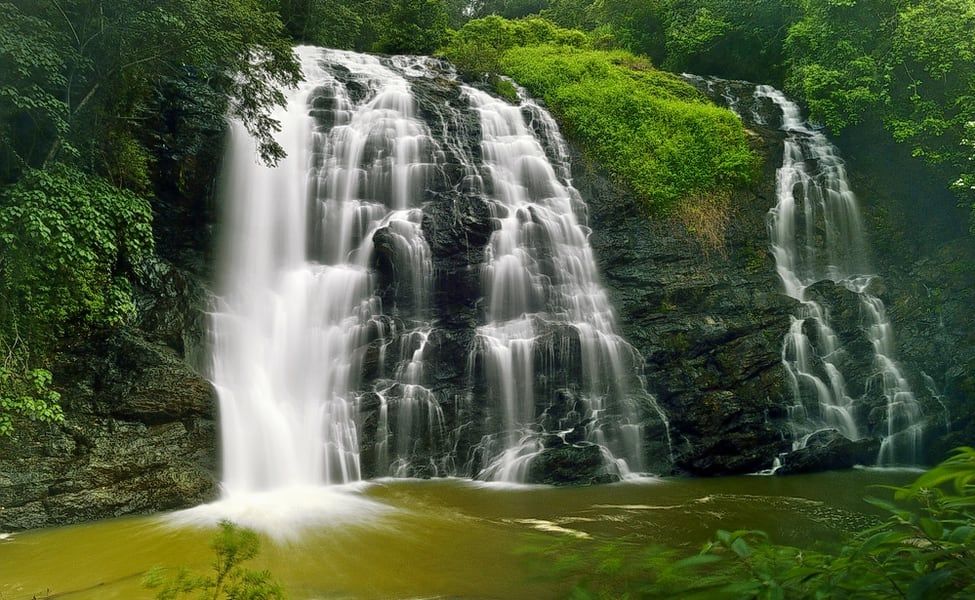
754 86 924 465
207 47 668 499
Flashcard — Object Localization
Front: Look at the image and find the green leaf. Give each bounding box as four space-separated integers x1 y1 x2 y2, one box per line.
948 525 974 543
730 537 752 559
906 569 955 600
671 554 723 570
918 517 943 540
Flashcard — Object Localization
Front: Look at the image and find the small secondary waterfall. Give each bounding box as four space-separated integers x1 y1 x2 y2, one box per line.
209 47 669 494
754 85 924 465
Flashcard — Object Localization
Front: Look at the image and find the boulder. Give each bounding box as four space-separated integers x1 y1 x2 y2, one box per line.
527 443 620 486
0 329 217 531
776 430 880 475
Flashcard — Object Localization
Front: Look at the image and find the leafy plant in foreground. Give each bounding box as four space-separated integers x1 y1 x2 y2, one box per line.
143 521 285 600
532 448 975 599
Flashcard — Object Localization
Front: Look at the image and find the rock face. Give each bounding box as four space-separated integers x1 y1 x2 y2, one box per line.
0 313 217 531
843 137 975 464
574 127 797 475
528 442 620 486
0 130 220 531
777 430 880 475
887 239 975 463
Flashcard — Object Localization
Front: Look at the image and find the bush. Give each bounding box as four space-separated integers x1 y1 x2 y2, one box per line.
0 164 153 433
500 45 757 214
532 447 975 599
144 521 286 600
440 15 590 77
0 164 153 341
0 356 62 437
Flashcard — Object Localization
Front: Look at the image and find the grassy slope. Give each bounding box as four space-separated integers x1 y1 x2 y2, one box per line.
500 45 758 216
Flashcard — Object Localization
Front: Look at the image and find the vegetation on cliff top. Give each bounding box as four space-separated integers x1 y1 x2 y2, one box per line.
439 15 756 246
462 0 975 232
500 45 756 214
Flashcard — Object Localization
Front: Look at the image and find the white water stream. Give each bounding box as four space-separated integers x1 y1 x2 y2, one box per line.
466 86 664 481
757 86 924 465
209 48 437 497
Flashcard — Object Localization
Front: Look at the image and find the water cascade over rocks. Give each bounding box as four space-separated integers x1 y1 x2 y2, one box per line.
208 47 671 500
684 74 928 472
465 86 668 482
684 76 928 468
754 86 925 467
685 75 928 472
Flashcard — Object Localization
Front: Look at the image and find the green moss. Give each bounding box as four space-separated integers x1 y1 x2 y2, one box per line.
440 15 589 77
491 76 520 103
499 45 758 214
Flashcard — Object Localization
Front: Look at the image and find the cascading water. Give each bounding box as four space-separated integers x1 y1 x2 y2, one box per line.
753 85 925 466
210 47 439 495
206 46 669 503
465 86 667 482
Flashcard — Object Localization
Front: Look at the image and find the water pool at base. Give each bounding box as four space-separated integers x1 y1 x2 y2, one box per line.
0 469 915 599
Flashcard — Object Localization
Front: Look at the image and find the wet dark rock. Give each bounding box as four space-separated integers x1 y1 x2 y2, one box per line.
777 430 880 475
574 124 797 476
0 327 217 531
839 116 975 463
801 280 877 398
527 443 620 486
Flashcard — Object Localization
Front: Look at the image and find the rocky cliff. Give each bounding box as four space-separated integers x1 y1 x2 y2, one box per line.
0 136 222 531
577 123 796 475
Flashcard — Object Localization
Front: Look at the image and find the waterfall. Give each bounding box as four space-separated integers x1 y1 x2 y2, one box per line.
210 48 439 494
208 46 669 496
465 85 665 481
754 85 924 466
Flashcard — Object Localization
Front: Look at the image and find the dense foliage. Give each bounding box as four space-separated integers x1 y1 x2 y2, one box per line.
500 46 756 213
277 0 463 53
441 15 589 77
0 0 299 432
533 447 975 598
0 165 154 435
144 521 286 599
454 0 975 230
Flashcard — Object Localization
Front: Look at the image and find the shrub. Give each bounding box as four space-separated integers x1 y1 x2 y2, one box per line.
500 45 757 214
144 521 286 600
440 15 589 77
0 164 153 433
